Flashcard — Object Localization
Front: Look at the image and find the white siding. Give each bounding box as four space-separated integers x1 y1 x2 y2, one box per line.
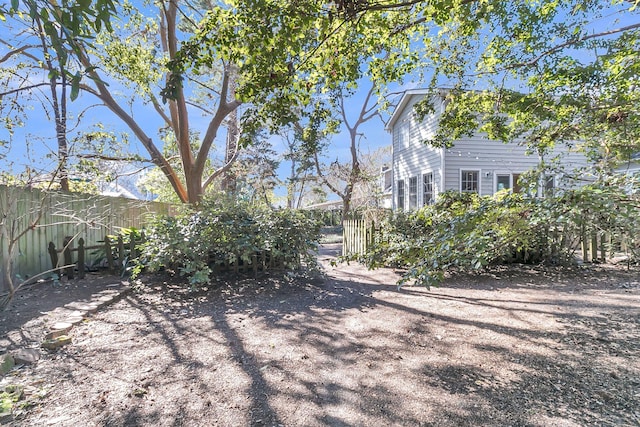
444 136 588 195
392 95 443 209
443 135 539 195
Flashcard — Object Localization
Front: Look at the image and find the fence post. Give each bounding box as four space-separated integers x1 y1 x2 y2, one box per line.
104 236 114 272
560 229 567 254
77 238 86 279
581 223 588 262
341 218 376 257
63 236 74 279
129 233 137 261
252 254 258 278
369 222 375 248
48 242 58 273
342 219 347 256
551 227 559 261
117 236 125 270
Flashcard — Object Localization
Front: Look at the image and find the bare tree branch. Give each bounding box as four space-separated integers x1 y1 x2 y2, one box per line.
76 154 152 162
493 21 640 72
201 131 241 190
0 82 51 97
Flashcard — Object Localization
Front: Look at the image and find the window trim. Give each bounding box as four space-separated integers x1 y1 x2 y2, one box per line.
493 172 528 194
542 174 555 197
495 172 512 193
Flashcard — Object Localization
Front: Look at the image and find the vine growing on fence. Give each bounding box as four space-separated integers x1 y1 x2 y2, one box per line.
134 197 322 286
357 176 640 288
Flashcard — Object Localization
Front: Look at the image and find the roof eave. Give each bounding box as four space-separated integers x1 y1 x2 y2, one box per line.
385 88 432 132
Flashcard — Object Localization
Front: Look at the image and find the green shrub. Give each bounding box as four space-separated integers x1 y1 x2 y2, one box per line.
134 198 321 286
358 178 640 288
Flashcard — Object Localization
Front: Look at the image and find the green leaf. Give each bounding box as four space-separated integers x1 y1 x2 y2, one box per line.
70 72 81 101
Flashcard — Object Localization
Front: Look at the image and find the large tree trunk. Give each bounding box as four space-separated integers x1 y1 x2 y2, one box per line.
72 2 242 205
185 171 204 205
341 195 351 222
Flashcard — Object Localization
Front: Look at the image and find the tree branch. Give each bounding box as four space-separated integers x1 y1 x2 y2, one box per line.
76 153 152 162
149 93 173 127
0 82 51 98
0 44 34 64
313 151 344 199
196 64 241 176
201 132 240 191
73 39 189 202
501 21 640 71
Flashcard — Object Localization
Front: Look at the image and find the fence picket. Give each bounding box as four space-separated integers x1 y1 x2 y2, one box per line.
343 219 375 257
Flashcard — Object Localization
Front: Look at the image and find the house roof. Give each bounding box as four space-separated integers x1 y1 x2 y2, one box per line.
385 89 431 132
101 181 140 200
302 200 343 210
386 87 481 132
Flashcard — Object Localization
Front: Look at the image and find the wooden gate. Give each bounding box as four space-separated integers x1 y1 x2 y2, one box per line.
342 219 375 257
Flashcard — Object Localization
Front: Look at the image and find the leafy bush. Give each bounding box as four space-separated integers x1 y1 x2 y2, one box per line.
358 178 640 288
135 198 321 285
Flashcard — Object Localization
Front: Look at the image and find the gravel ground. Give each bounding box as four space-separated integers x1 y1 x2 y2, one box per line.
1 244 639 426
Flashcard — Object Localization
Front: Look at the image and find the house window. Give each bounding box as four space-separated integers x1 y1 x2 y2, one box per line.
461 170 479 193
383 168 392 192
397 179 405 210
543 175 555 196
496 174 511 192
408 176 418 209
423 173 434 205
495 173 524 194
512 173 522 193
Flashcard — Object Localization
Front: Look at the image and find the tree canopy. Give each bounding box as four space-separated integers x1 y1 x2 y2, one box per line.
411 0 640 172
1 0 639 203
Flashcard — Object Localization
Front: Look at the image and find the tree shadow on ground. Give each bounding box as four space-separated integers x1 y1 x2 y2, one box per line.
166 263 634 425
193 266 639 426
0 273 127 349
14 261 638 426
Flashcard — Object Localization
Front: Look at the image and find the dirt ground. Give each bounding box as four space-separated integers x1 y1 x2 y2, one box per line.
1 243 639 426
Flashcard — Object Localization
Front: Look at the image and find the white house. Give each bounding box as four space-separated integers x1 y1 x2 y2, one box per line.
387 89 588 210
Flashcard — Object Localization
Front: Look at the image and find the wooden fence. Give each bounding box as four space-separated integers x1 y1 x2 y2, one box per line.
342 219 376 257
342 218 636 264
208 251 301 277
0 185 176 285
46 232 146 280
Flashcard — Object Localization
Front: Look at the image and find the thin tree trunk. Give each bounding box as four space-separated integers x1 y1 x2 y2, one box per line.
37 17 69 191
221 107 239 193
57 66 69 191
